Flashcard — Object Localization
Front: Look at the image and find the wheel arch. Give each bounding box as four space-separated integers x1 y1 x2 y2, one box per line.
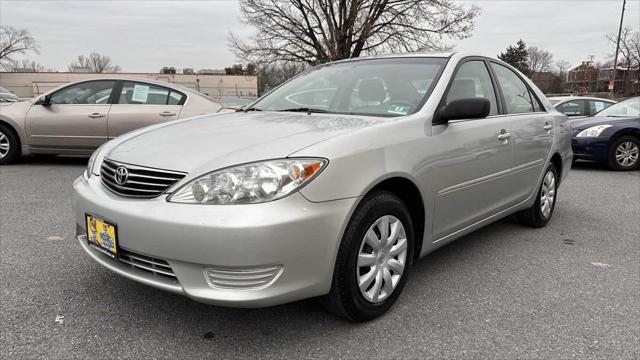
608 127 640 145
549 152 563 185
363 176 426 259
0 119 22 148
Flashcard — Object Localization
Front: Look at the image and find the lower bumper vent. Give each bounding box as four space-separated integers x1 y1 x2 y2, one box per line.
205 265 283 290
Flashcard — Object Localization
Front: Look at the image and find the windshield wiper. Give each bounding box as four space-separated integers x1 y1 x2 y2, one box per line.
243 107 262 112
274 107 329 114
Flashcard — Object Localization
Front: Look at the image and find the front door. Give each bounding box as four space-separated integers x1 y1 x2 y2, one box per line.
107 81 184 138
490 62 553 201
431 59 518 240
26 80 115 150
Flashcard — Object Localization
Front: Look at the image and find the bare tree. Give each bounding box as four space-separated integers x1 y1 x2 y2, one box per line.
257 62 307 95
230 0 480 65
555 60 571 80
528 46 554 73
5 59 48 72
68 52 121 72
0 26 39 68
606 26 639 67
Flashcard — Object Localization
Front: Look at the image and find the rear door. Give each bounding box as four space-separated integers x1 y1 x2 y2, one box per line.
106 81 186 138
431 58 517 240
26 80 115 150
490 62 553 202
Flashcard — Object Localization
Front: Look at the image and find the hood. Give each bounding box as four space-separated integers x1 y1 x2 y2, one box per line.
107 111 383 173
570 115 639 130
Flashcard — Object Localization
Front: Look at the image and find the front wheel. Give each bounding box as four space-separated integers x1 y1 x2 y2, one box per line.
322 191 414 322
517 163 558 227
0 124 21 165
608 136 639 171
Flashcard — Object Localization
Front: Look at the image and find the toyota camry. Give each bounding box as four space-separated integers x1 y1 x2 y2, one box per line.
72 53 572 321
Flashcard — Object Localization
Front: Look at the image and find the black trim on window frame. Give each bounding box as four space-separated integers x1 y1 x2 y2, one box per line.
488 60 549 115
112 80 187 106
433 56 503 125
41 79 119 106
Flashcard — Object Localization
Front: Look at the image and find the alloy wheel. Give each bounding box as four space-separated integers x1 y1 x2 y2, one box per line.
540 170 556 219
357 215 408 303
0 131 10 160
615 141 639 168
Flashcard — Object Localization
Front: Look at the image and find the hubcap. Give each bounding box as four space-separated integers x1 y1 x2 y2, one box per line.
540 170 556 218
357 215 408 303
615 141 639 168
0 131 9 159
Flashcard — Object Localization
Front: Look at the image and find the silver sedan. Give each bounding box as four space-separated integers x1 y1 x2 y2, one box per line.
0 78 221 164
72 53 572 321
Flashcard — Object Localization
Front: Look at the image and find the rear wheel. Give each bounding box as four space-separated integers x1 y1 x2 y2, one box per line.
608 136 639 171
0 124 20 165
322 191 414 322
517 163 558 227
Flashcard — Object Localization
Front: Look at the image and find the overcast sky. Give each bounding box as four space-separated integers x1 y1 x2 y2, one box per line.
1 0 639 72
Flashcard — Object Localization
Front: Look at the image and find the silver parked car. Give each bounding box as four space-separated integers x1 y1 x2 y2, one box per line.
72 53 572 321
0 78 222 164
548 96 616 118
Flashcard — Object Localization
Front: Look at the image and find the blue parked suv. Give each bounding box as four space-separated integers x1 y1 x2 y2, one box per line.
571 97 640 170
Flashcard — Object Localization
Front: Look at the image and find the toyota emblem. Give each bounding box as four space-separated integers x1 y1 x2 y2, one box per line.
114 166 129 185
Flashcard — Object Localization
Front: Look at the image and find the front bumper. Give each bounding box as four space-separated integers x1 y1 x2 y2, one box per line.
571 136 609 162
72 175 357 307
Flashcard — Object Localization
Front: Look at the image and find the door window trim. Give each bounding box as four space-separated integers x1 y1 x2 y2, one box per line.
489 60 548 115
41 79 118 106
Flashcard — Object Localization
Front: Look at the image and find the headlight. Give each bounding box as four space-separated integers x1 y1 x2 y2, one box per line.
576 125 612 137
85 142 110 178
168 158 327 204
85 148 100 178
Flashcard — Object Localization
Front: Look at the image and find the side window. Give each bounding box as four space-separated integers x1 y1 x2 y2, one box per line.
445 60 498 116
50 81 116 105
589 100 613 115
557 100 586 116
168 91 185 105
491 63 534 114
118 82 183 105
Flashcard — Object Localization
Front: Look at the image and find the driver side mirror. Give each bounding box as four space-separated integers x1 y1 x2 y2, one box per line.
438 98 491 123
37 95 50 106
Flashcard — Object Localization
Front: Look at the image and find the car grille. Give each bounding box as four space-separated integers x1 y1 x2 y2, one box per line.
205 265 283 290
100 159 186 198
119 249 176 279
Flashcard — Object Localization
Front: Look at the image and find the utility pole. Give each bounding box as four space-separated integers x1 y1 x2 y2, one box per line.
610 0 626 98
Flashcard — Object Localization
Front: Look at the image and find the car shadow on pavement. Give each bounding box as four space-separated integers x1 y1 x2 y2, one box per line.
79 215 523 350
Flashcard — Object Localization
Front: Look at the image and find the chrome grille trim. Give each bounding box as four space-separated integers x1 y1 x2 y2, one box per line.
100 159 186 198
204 265 283 290
119 250 176 279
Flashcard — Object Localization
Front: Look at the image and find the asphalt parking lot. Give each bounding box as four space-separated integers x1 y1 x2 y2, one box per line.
1 157 638 359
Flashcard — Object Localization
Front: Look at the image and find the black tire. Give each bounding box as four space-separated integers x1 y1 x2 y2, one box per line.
321 191 414 322
517 163 558 228
607 135 640 171
0 123 21 165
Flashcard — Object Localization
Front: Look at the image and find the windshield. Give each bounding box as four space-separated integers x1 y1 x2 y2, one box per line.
252 57 447 117
0 86 11 94
596 98 640 117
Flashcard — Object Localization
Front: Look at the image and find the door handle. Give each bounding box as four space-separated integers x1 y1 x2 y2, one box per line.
159 111 176 117
498 129 511 143
88 113 106 118
543 122 553 133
